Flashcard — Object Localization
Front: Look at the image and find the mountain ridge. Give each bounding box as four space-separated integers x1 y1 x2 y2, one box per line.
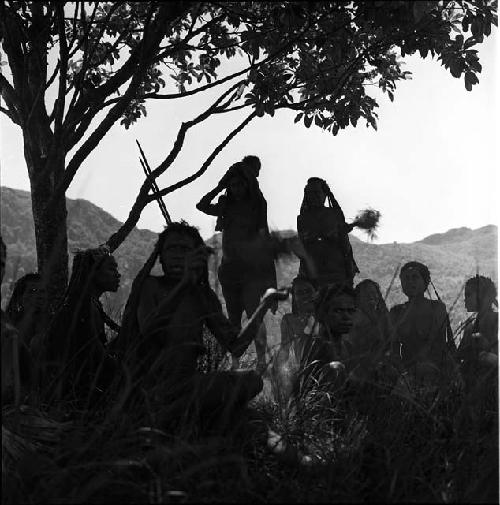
1 186 497 332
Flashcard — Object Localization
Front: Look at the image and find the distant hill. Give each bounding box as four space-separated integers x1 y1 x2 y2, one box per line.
1 186 497 338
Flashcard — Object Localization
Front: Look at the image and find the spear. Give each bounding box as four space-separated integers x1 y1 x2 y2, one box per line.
136 140 171 225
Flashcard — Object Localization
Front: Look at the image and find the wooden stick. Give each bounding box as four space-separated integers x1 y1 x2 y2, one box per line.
136 140 171 224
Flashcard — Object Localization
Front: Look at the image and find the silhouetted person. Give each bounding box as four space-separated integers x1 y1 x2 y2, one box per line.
40 246 121 405
271 277 316 405
294 284 356 396
116 221 286 432
197 159 277 372
343 279 390 383
1 236 32 404
389 261 457 389
297 177 359 289
457 275 498 398
6 273 48 352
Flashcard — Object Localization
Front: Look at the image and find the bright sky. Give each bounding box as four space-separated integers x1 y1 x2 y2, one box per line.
1 31 498 245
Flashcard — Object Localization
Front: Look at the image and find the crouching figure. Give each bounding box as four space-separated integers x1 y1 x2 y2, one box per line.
115 221 287 433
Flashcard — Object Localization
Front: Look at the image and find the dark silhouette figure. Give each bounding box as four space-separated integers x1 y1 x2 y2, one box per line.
457 275 498 405
39 246 121 405
6 273 48 352
115 221 285 432
389 261 457 389
343 279 390 383
1 236 33 404
297 177 359 289
197 158 277 372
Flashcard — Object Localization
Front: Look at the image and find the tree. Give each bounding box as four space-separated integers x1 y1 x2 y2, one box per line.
0 1 496 309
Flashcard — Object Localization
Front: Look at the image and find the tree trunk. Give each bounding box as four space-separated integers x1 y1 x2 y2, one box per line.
25 139 69 315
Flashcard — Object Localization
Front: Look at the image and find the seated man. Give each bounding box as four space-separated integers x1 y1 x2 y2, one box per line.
116 221 287 432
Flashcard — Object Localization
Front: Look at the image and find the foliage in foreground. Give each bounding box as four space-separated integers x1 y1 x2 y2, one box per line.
2 359 498 504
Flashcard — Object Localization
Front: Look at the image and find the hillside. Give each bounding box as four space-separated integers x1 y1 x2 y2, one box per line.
1 186 497 336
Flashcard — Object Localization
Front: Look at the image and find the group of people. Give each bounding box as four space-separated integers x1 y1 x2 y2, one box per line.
1 155 498 436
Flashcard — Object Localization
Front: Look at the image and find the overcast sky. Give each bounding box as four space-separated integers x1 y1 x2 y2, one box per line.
1 31 497 245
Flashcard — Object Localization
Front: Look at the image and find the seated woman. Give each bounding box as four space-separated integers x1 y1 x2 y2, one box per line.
297 177 359 289
343 279 390 383
6 273 48 352
457 275 498 391
389 261 456 388
196 161 277 373
40 246 121 405
115 221 286 432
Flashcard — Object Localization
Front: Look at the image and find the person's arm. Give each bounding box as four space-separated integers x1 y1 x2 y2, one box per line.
196 183 225 216
138 247 210 336
204 288 289 358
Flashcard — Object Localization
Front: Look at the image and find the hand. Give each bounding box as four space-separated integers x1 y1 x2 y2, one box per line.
261 288 289 307
181 246 209 285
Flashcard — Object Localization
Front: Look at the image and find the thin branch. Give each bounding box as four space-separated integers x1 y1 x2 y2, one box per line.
53 3 69 137
149 111 257 203
106 111 257 252
0 105 20 125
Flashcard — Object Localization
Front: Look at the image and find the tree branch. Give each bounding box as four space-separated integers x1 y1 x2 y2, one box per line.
106 110 257 252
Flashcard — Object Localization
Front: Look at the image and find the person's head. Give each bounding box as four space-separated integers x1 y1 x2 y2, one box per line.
1 235 6 283
355 279 386 314
400 261 431 299
464 275 497 313
304 177 328 209
227 173 249 202
71 246 120 298
6 273 46 324
315 284 356 335
158 221 209 284
291 277 316 315
242 155 261 178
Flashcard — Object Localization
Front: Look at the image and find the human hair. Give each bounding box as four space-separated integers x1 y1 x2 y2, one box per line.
291 276 315 315
354 279 388 315
400 261 431 288
242 155 261 170
313 283 356 326
6 272 41 325
465 275 498 309
43 246 114 362
299 177 343 216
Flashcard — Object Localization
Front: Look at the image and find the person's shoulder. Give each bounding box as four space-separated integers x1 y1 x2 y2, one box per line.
389 303 407 315
140 275 164 295
429 299 447 313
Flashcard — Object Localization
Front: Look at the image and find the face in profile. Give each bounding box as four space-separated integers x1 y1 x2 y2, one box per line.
94 255 121 293
246 158 261 178
293 281 316 315
228 176 248 201
464 286 479 312
400 268 427 299
325 293 356 335
160 232 199 280
305 181 327 209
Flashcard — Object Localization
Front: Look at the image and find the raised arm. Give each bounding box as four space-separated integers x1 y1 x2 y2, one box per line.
196 182 225 216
